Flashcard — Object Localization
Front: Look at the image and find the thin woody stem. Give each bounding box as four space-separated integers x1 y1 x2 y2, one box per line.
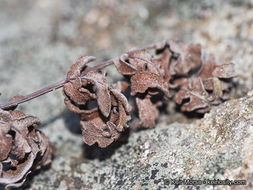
0 42 157 110
0 59 114 110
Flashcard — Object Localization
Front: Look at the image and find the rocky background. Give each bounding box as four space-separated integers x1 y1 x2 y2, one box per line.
0 0 253 189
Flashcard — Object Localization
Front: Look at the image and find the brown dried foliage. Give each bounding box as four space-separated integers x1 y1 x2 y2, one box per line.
0 39 235 190
0 108 55 190
114 40 234 125
63 40 234 147
114 49 171 128
63 56 132 148
153 40 234 113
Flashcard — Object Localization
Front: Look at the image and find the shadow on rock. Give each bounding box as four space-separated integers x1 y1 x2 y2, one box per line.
63 110 82 134
82 128 130 161
174 104 204 119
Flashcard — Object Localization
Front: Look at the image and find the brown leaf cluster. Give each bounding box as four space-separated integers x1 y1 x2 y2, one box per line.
63 40 234 147
114 39 234 125
154 40 234 113
114 49 171 128
0 108 55 190
63 56 132 148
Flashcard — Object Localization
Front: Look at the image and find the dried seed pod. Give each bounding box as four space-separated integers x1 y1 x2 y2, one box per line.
63 56 132 147
0 108 55 190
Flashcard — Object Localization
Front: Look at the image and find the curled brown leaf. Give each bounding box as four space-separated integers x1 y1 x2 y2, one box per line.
63 57 132 147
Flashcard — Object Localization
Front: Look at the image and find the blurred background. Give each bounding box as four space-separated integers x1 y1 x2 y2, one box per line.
1 0 253 119
0 0 253 189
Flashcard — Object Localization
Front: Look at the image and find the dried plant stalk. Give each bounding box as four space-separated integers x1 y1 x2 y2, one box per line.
61 40 234 147
0 39 235 190
0 39 235 150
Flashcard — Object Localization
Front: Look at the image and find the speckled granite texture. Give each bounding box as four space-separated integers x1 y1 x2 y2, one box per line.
0 0 253 189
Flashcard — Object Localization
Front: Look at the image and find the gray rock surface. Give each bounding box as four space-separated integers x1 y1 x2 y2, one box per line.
0 0 253 190
23 92 253 190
